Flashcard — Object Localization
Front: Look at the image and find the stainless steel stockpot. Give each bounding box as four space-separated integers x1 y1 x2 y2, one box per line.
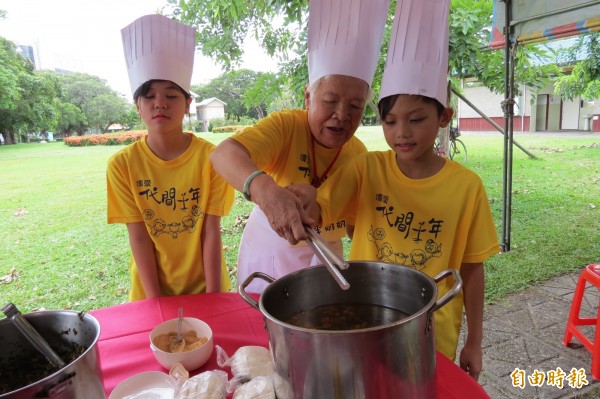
240 261 462 399
0 310 104 399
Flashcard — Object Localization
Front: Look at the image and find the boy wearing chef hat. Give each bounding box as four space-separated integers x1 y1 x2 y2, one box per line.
107 14 234 301
288 0 500 380
210 0 389 293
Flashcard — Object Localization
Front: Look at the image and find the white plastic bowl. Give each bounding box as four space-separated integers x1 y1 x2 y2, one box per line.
149 317 213 371
109 371 177 399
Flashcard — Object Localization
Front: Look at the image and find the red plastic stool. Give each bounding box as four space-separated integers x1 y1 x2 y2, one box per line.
563 263 600 380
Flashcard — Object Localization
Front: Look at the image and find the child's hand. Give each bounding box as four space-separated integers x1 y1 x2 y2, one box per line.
459 342 482 381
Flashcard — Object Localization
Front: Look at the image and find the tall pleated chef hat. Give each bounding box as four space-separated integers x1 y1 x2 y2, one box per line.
121 14 196 96
308 0 390 86
379 0 450 105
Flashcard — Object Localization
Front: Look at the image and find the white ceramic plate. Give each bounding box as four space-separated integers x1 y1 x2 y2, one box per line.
109 371 177 399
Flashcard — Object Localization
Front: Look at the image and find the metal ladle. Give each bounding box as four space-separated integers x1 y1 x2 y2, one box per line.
2 302 66 368
304 226 350 290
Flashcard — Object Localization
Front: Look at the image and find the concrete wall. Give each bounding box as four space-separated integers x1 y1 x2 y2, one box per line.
459 81 598 132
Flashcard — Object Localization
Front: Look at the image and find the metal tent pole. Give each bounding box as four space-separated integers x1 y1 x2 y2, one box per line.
450 87 536 159
500 0 515 252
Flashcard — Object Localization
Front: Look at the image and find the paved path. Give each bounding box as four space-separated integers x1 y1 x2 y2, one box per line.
459 271 600 398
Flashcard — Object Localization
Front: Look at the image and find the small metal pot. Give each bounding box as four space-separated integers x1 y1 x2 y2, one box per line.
240 261 462 399
0 310 104 398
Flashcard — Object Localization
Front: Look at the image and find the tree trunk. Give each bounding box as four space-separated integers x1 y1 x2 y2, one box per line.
255 107 265 119
5 131 17 145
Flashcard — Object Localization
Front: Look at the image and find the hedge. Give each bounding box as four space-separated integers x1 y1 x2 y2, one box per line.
64 131 147 147
212 125 252 133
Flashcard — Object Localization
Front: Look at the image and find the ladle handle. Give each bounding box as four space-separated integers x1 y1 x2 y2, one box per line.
2 302 66 368
304 226 350 290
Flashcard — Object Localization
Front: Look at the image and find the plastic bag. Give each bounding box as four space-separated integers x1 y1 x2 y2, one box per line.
232 376 275 399
216 345 274 384
175 370 229 399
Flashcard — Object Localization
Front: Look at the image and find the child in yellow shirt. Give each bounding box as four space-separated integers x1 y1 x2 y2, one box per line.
107 15 233 300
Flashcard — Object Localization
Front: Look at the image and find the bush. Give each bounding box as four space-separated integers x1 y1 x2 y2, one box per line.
185 119 202 133
209 116 256 132
212 125 252 133
63 131 147 147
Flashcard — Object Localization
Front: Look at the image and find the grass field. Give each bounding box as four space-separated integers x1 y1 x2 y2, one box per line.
1 128 599 313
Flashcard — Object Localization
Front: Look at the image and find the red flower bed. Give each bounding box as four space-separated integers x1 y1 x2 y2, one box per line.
64 131 147 147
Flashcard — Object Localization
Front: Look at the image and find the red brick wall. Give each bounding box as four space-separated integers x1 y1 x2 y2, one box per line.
458 116 530 131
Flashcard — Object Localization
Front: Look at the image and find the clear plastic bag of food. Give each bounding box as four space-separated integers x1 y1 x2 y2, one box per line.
215 345 274 384
175 369 229 399
232 376 275 399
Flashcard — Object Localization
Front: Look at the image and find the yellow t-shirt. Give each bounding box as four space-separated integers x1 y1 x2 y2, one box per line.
231 109 368 240
318 150 500 359
107 133 234 300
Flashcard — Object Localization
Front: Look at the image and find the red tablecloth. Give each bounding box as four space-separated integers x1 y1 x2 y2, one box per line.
90 292 489 398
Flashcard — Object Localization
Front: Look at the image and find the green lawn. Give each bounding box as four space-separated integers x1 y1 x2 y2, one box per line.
1 129 598 312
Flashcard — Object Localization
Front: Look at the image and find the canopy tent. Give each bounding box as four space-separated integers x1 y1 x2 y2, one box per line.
490 0 600 251
490 0 600 49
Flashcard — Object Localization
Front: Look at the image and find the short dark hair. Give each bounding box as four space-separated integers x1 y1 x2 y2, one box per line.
378 94 445 120
133 80 191 101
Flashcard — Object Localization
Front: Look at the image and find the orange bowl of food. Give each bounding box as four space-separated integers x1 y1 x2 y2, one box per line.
149 317 213 371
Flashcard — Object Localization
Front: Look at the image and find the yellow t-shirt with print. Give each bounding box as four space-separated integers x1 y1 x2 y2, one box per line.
107 133 234 300
318 150 500 359
231 109 367 240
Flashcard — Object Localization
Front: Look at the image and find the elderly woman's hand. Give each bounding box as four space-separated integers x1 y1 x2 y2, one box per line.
252 179 317 245
286 184 320 225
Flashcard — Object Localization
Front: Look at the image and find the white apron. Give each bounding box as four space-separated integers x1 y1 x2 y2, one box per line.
237 205 343 293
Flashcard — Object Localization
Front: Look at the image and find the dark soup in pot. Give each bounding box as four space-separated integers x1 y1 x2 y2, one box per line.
284 303 410 330
0 341 85 394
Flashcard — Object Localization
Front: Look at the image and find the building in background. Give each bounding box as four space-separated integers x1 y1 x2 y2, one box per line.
15 44 39 69
188 91 199 122
456 81 599 133
196 97 226 132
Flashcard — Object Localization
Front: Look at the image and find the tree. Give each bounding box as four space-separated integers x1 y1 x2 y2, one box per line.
554 32 600 100
172 0 560 111
243 72 296 116
165 0 305 70
122 105 142 130
82 93 130 132
56 101 87 134
56 72 130 133
191 69 268 121
0 36 31 143
0 37 65 143
448 0 560 98
0 34 133 142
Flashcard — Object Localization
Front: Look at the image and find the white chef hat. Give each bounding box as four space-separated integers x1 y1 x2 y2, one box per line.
308 0 389 86
121 14 196 96
379 0 450 105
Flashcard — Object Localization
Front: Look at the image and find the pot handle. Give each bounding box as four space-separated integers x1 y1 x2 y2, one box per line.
238 272 275 310
430 269 463 314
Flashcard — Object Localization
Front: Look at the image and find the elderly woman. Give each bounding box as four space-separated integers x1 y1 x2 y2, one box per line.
210 0 389 292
